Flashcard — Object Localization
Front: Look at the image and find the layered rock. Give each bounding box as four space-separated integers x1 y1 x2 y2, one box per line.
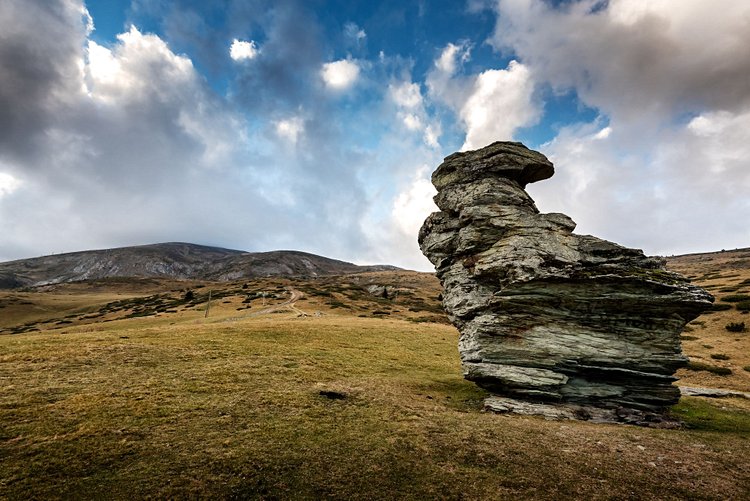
419 141 713 416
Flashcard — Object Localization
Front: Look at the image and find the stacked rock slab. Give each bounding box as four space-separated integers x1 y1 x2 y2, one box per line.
419 141 713 416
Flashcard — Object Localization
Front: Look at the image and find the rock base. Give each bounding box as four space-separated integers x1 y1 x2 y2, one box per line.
484 396 682 428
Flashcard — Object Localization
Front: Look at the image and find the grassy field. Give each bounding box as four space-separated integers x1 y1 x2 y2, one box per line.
1 263 750 498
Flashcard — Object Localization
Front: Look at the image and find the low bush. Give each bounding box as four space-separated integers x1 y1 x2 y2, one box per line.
735 301 750 312
686 361 732 376
709 303 732 312
725 322 746 333
710 353 730 360
720 294 750 303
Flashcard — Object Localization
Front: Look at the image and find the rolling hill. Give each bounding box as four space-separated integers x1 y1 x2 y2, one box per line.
0 242 396 288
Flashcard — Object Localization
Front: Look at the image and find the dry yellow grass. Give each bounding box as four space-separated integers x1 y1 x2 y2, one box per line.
1 264 749 498
667 248 750 392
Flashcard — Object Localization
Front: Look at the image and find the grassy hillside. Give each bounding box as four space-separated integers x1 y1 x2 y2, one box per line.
667 248 750 392
1 264 750 498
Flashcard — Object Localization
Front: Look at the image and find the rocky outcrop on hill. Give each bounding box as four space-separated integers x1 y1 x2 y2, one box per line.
419 142 713 420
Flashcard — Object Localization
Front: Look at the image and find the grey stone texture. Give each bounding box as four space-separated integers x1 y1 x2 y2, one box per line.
419 141 713 414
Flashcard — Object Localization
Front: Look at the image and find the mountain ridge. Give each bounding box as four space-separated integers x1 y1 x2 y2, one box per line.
0 242 397 289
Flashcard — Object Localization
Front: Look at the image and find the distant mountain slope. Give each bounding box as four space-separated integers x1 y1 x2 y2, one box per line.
0 243 397 288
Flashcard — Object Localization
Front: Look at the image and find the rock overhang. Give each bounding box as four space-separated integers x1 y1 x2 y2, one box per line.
432 141 555 190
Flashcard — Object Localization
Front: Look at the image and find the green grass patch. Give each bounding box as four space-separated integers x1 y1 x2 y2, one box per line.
672 398 750 434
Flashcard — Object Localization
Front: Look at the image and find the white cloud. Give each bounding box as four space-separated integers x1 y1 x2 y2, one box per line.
0 172 21 197
492 0 750 124
389 79 441 148
530 110 750 256
427 43 539 150
423 124 440 148
426 42 473 112
275 116 305 144
344 22 366 43
389 81 422 108
2 0 442 270
402 114 422 131
435 42 470 75
392 165 437 237
460 60 538 150
85 26 194 102
321 59 360 89
229 38 258 61
484 0 750 256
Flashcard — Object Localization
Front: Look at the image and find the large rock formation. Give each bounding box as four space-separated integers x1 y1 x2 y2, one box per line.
419 141 713 420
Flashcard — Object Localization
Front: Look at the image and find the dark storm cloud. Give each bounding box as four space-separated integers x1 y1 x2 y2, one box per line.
0 0 88 164
230 2 326 114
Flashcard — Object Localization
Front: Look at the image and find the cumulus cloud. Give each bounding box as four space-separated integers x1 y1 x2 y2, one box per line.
496 0 750 254
321 59 360 89
427 42 538 149
460 61 538 150
492 0 750 126
85 26 195 102
229 39 259 61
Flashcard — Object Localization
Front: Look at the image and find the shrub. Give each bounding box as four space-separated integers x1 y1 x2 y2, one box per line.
710 353 730 360
709 303 732 312
721 294 750 303
183 290 195 302
736 301 750 312
725 321 746 332
686 361 732 376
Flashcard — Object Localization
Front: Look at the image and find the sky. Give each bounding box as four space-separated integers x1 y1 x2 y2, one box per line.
0 0 749 270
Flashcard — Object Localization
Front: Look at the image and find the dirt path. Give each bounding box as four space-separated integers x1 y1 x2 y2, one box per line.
247 288 308 317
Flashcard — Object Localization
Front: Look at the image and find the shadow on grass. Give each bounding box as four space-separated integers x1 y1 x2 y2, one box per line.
412 377 489 411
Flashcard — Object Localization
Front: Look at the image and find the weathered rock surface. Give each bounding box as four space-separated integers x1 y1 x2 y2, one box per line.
419 141 713 416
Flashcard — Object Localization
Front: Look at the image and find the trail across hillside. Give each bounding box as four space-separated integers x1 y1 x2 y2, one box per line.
248 288 308 317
